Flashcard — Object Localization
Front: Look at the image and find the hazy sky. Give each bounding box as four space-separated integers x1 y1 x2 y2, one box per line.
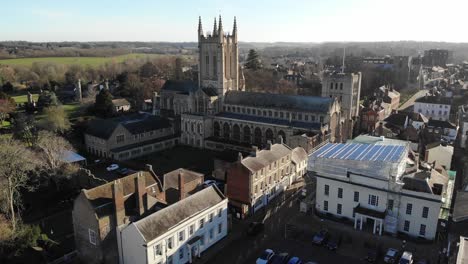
2 0 468 42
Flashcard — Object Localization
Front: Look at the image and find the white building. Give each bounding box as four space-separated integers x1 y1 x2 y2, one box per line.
414 95 451 121
458 105 468 149
309 138 453 240
117 186 228 264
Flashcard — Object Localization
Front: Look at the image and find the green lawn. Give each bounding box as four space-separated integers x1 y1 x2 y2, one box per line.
12 93 39 104
0 53 175 68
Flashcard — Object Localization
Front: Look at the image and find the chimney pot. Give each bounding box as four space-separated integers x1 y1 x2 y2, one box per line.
178 172 186 200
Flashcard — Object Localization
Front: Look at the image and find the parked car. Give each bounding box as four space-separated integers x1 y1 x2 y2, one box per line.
364 248 378 263
269 252 290 264
312 230 329 245
106 164 119 171
256 249 274 264
399 251 413 264
384 248 399 264
116 167 129 176
287 257 302 264
247 222 264 236
326 235 341 250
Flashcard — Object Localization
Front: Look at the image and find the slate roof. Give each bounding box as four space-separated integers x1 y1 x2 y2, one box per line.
427 119 457 129
384 113 408 128
453 191 468 222
134 185 225 243
110 134 179 153
86 113 172 139
161 80 198 94
224 91 334 113
215 112 322 130
401 169 448 194
201 87 218 97
415 96 452 105
291 147 308 164
163 169 204 191
241 144 291 172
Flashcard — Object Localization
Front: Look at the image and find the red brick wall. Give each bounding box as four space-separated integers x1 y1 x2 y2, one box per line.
226 163 251 205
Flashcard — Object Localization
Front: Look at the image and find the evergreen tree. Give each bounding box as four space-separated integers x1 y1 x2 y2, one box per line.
94 89 114 118
37 91 59 108
245 49 261 70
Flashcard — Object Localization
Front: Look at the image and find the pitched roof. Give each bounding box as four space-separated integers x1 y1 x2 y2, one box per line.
402 169 448 194
453 191 468 222
241 144 291 172
112 98 130 107
215 112 322 130
427 119 457 129
201 87 218 97
86 113 172 139
224 91 334 113
415 95 452 105
384 113 408 127
163 168 204 191
161 80 198 94
291 147 308 164
133 185 225 243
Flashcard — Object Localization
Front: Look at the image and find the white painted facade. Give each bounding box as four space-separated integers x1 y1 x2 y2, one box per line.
118 197 228 264
310 141 446 240
414 101 451 121
458 106 468 149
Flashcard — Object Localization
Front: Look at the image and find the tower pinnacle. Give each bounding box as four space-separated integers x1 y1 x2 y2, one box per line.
213 17 218 36
218 15 223 36
198 16 203 36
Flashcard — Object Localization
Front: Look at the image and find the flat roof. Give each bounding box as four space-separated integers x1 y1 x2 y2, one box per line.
313 143 405 162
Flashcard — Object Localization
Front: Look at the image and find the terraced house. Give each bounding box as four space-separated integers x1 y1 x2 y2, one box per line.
85 113 179 160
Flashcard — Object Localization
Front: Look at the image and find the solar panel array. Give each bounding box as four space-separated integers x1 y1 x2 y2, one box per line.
313 143 405 162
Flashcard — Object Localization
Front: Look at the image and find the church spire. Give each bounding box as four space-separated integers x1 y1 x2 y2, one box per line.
218 15 223 36
212 17 218 36
232 16 237 41
198 16 203 36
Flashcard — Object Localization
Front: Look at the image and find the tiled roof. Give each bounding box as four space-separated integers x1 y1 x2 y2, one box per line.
427 119 457 129
86 113 172 139
224 91 334 113
163 169 204 191
291 147 308 164
241 144 291 172
134 186 225 243
215 112 322 130
161 80 198 94
415 96 451 105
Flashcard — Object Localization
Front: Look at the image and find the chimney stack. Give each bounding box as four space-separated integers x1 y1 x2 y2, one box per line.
178 172 186 201
267 140 273 150
279 135 284 144
238 152 243 162
252 146 259 157
135 172 146 216
112 180 125 226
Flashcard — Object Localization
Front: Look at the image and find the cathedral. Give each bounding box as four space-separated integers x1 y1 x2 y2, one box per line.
156 16 343 153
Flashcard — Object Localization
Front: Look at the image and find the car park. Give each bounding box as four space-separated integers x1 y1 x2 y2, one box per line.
312 230 329 245
269 252 290 264
287 257 302 264
364 248 378 263
384 248 399 264
399 251 413 264
256 249 274 264
326 235 341 250
246 222 264 236
106 164 119 171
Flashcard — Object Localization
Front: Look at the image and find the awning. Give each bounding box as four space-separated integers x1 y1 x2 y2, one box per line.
354 204 386 219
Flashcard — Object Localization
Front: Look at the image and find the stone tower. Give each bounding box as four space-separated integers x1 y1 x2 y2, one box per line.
198 16 240 97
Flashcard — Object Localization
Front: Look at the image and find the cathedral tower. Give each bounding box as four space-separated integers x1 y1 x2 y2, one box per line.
198 16 241 97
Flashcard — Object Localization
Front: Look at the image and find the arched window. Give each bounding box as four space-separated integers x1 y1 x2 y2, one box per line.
254 127 262 145
232 124 240 141
278 130 286 144
214 122 220 137
223 123 230 139
243 126 251 142
265 129 274 142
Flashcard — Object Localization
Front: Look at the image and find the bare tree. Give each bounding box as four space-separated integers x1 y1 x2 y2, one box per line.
35 131 77 179
0 139 40 231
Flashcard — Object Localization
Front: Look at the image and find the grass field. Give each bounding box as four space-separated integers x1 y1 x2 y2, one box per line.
0 53 175 68
12 93 39 104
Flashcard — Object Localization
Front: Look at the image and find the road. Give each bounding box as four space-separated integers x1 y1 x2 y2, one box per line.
398 89 428 111
206 179 362 264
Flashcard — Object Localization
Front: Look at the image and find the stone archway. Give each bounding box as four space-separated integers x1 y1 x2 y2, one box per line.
265 128 274 143
254 127 262 146
278 130 286 144
243 126 251 143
